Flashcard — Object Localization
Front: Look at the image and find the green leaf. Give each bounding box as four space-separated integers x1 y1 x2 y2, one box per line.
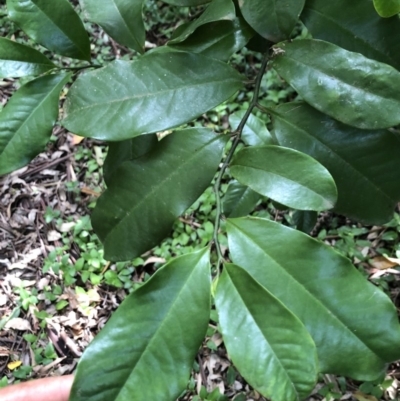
271 101 400 224
55 300 69 310
0 73 71 176
373 0 400 17
161 0 211 5
229 110 273 146
103 134 158 185
0 376 8 388
62 51 243 140
271 39 400 129
80 0 145 54
7 0 90 61
169 18 253 61
227 217 400 380
223 180 260 218
69 248 211 401
301 0 400 70
292 210 317 234
92 129 227 261
0 37 55 78
239 0 305 42
230 145 337 211
169 0 235 44
215 263 318 401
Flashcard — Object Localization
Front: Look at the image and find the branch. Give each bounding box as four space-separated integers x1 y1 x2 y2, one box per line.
212 52 270 272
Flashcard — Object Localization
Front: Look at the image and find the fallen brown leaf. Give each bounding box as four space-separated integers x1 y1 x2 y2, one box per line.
369 256 398 270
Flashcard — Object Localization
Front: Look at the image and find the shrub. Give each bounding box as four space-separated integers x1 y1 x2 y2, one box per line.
1 0 400 400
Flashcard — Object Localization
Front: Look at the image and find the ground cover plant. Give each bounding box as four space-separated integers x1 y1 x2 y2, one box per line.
1 0 400 401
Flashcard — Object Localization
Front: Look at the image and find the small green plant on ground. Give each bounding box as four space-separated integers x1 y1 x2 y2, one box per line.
1 0 400 401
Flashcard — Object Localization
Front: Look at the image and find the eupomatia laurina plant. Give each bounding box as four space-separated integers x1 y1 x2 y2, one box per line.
1 0 400 400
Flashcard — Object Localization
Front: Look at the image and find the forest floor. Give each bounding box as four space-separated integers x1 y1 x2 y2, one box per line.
0 2 400 401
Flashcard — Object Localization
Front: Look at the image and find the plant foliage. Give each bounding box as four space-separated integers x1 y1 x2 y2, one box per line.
1 0 400 400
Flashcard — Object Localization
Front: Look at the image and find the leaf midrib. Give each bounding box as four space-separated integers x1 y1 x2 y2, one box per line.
231 220 383 360
66 76 241 117
170 0 235 44
104 136 221 242
275 112 394 204
225 270 300 400
109 0 143 50
6 59 53 67
29 0 86 58
279 48 400 104
115 253 207 401
0 75 64 158
303 7 397 67
231 163 334 209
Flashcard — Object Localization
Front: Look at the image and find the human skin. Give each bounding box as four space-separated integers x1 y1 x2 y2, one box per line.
0 374 74 401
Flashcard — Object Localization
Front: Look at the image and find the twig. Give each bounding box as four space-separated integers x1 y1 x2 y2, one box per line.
0 221 17 236
197 354 207 387
179 217 202 228
18 154 73 179
212 53 270 273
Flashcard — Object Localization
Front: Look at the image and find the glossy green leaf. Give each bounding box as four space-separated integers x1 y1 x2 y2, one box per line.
229 110 273 146
215 263 318 401
92 129 227 261
223 180 260 218
63 52 243 140
227 217 400 380
0 73 71 176
230 145 337 211
161 0 211 5
169 19 253 61
373 0 400 17
271 101 400 224
292 210 317 234
69 248 211 401
239 0 305 42
7 0 90 61
169 0 235 44
301 0 400 70
103 134 158 185
80 0 145 54
0 37 55 78
271 39 400 129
